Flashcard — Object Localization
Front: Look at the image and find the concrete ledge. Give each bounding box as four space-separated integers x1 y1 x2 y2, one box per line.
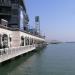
0 45 36 63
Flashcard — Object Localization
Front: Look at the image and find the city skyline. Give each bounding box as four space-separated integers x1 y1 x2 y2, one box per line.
26 0 75 42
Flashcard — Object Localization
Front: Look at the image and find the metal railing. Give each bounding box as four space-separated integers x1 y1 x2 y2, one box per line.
0 45 36 63
0 45 35 55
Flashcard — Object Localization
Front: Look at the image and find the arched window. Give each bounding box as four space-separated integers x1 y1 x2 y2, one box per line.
27 37 29 45
2 34 8 48
30 38 31 45
0 34 2 49
21 36 24 46
30 38 33 45
25 37 30 45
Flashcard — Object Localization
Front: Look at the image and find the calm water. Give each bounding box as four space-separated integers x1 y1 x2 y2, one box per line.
0 43 75 75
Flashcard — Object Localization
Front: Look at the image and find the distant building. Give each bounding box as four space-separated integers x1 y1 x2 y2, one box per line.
35 16 40 34
0 0 29 31
30 29 40 36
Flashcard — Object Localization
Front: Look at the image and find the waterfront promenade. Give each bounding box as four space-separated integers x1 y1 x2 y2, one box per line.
0 45 36 63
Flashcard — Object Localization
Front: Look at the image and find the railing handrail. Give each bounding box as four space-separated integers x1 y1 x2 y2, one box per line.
0 45 36 55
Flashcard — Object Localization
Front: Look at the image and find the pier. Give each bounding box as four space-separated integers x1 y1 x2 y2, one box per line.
0 26 46 63
0 0 47 63
0 45 35 63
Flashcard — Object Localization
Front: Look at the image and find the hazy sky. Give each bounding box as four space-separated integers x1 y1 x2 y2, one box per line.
26 0 75 42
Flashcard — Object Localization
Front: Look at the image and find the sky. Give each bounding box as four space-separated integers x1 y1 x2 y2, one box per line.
25 0 75 42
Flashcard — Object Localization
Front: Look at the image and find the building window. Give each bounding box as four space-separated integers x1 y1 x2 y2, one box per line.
2 34 8 48
9 37 11 42
0 34 2 49
21 36 24 46
2 0 4 3
25 37 30 45
11 0 18 3
12 9 18 15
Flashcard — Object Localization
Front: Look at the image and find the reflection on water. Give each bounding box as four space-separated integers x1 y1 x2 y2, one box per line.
0 48 46 75
0 44 75 75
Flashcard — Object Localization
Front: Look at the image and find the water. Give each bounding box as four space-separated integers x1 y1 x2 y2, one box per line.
0 43 75 75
